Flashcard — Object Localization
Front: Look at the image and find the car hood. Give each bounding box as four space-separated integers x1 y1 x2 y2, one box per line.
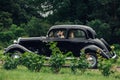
17 36 46 43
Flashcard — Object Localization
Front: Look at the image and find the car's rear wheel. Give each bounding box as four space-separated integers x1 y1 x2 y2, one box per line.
86 52 97 68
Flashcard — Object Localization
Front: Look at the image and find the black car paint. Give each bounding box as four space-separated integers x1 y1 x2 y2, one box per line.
4 25 117 59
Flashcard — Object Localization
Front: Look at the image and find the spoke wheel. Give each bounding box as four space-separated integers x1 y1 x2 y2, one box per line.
86 53 97 68
11 51 22 59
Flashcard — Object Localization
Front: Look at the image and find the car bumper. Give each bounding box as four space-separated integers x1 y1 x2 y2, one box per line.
101 50 117 59
111 53 117 59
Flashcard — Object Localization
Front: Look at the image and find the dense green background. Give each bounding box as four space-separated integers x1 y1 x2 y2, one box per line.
0 0 120 49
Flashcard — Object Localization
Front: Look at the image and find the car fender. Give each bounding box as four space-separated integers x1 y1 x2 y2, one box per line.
82 45 110 59
4 44 32 54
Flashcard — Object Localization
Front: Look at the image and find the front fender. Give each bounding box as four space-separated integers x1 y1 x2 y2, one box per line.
4 44 32 54
82 45 110 59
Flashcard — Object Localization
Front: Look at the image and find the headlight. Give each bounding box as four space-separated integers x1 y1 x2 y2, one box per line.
13 40 17 44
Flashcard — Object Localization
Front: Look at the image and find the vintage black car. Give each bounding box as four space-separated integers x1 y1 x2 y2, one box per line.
4 25 117 68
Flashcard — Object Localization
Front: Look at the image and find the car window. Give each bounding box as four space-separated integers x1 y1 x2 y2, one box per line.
69 29 86 39
48 29 67 38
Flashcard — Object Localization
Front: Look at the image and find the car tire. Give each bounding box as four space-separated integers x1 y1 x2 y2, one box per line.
8 49 24 59
11 50 22 59
85 52 97 68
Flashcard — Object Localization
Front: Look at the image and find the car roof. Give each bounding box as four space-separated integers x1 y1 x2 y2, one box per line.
49 25 94 31
50 25 90 29
50 25 95 33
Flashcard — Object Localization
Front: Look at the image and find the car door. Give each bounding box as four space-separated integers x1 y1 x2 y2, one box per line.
65 29 88 57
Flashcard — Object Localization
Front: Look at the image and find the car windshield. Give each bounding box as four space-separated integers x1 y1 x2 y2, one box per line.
48 29 67 38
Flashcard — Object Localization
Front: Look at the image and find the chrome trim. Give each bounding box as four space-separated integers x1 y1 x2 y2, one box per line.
112 53 117 59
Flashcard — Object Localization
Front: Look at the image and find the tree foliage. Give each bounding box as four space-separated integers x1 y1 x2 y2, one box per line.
25 17 50 37
0 0 120 48
87 19 111 42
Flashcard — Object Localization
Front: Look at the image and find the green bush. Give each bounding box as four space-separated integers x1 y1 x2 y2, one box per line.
112 44 120 56
0 53 6 64
98 56 116 76
0 53 3 65
70 57 78 74
49 52 66 73
3 56 19 70
21 52 45 72
49 42 66 73
77 53 89 74
70 50 89 74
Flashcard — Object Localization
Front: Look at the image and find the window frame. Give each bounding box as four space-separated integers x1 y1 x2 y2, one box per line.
68 29 87 39
48 29 67 39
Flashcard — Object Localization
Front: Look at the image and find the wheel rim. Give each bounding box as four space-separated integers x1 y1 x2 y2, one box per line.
86 55 97 67
11 51 21 59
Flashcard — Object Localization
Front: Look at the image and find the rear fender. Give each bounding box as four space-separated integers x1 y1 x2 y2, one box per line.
4 44 32 54
82 45 110 59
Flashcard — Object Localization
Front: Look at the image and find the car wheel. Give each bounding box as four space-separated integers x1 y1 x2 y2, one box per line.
10 50 23 59
86 52 97 68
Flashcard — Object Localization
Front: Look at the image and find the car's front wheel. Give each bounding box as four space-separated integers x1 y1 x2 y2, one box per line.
7 49 24 59
85 52 97 68
11 50 22 59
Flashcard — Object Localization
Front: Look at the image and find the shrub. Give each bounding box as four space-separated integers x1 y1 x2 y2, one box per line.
98 55 116 76
0 53 6 64
49 42 66 73
21 52 45 72
70 57 78 74
70 50 89 74
3 56 19 70
112 44 120 56
77 53 89 74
